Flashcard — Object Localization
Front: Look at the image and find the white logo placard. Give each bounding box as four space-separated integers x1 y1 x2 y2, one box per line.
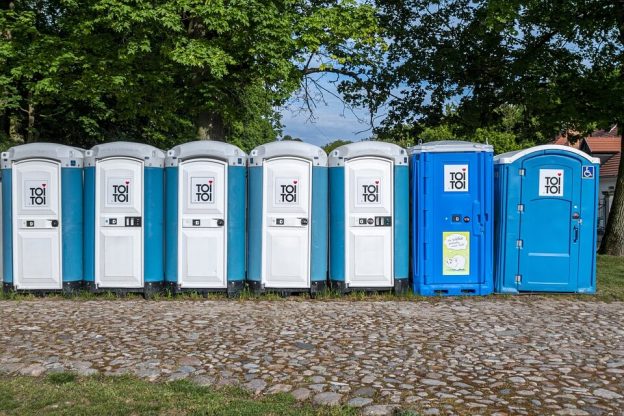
444 165 469 192
24 180 49 207
190 177 215 204
539 169 564 196
357 177 381 204
275 177 299 205
107 177 132 205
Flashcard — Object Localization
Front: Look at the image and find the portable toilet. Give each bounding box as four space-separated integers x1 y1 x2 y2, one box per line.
165 141 247 296
410 140 494 296
494 145 600 293
328 141 409 293
1 143 84 292
248 141 328 294
83 142 165 296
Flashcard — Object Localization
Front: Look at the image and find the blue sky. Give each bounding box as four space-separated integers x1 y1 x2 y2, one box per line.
279 77 376 147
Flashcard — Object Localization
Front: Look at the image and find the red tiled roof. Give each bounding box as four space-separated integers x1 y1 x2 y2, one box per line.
592 125 619 137
602 153 621 178
584 136 621 153
553 134 582 149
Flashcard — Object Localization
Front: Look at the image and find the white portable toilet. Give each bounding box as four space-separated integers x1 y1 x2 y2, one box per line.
247 141 328 294
164 141 247 295
328 141 409 293
83 142 165 296
1 143 84 292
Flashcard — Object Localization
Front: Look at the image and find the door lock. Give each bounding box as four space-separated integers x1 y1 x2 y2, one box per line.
572 212 580 220
217 219 225 226
301 218 308 226
51 220 59 227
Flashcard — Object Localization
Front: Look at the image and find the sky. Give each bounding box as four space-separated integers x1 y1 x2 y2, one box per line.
279 76 377 147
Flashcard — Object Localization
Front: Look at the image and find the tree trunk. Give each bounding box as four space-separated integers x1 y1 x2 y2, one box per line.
9 114 24 144
195 111 225 141
599 132 624 255
26 98 36 143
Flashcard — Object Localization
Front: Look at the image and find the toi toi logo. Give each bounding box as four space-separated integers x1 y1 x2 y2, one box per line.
543 174 561 195
280 180 298 203
444 165 469 192
192 178 214 203
112 181 130 203
29 184 47 206
361 180 380 203
539 169 564 197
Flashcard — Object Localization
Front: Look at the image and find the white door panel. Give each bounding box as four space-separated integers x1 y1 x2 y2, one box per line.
345 157 393 288
12 160 62 290
178 159 227 288
262 157 311 288
95 158 143 288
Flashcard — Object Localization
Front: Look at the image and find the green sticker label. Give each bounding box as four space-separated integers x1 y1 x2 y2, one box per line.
442 232 470 275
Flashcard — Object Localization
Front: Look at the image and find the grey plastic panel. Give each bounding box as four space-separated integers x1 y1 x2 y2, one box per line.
328 141 408 167
1 143 84 169
409 140 493 154
166 141 247 167
249 141 327 167
85 141 165 167
494 145 600 165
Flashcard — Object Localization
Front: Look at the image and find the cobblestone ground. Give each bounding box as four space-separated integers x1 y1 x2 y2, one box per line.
1 298 623 415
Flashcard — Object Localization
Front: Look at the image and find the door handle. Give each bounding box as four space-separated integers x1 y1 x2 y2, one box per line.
300 218 308 226
217 219 225 226
51 220 59 227
573 226 579 242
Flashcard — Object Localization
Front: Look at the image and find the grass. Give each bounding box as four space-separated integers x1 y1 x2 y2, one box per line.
0 373 357 416
0 255 623 302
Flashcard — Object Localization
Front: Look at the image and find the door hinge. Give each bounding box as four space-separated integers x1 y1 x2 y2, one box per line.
515 275 522 284
519 168 526 176
517 204 524 212
516 239 523 248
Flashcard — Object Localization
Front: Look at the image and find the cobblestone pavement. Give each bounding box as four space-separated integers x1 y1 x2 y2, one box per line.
1 298 623 415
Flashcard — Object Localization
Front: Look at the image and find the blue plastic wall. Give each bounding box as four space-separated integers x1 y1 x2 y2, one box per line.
2 169 12 284
411 150 494 296
228 166 247 281
61 168 83 283
329 164 409 285
310 166 328 283
247 166 263 283
83 166 96 283
494 149 598 293
164 166 178 283
144 167 164 284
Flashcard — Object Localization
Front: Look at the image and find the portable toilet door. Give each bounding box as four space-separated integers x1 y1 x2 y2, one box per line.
328 141 409 293
410 140 494 296
83 142 165 296
494 145 600 293
248 141 328 294
1 143 84 292
165 141 247 296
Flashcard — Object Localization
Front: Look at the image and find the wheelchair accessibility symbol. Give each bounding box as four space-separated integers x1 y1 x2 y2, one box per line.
582 166 595 179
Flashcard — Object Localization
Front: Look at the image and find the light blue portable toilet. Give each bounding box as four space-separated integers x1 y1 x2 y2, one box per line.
1 143 84 293
164 141 246 296
494 145 600 293
248 141 328 294
328 141 409 293
410 140 494 296
83 142 165 297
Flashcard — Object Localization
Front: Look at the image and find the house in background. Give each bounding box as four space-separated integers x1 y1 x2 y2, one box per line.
555 126 621 233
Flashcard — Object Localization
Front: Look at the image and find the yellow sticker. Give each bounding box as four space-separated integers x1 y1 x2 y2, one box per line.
442 232 470 275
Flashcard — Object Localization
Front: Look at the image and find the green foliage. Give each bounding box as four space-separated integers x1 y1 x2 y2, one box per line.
322 139 351 153
0 0 382 150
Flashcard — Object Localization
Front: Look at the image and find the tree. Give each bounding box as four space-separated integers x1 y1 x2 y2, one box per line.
323 139 352 153
358 0 624 254
0 0 383 152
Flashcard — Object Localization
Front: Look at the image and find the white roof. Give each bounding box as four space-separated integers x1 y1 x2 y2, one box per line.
1 143 84 169
249 141 327 167
328 141 407 167
85 141 165 168
409 140 493 154
494 145 600 165
166 141 247 167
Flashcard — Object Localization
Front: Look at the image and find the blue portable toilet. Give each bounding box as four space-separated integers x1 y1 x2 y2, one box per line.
164 141 246 296
494 145 600 293
83 142 165 296
248 141 328 294
1 143 84 292
328 141 409 293
410 140 494 296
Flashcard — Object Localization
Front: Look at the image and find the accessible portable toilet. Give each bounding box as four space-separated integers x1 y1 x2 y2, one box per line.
328 141 409 293
410 140 494 296
165 141 247 296
248 141 328 294
1 143 84 292
83 142 165 296
494 145 600 293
